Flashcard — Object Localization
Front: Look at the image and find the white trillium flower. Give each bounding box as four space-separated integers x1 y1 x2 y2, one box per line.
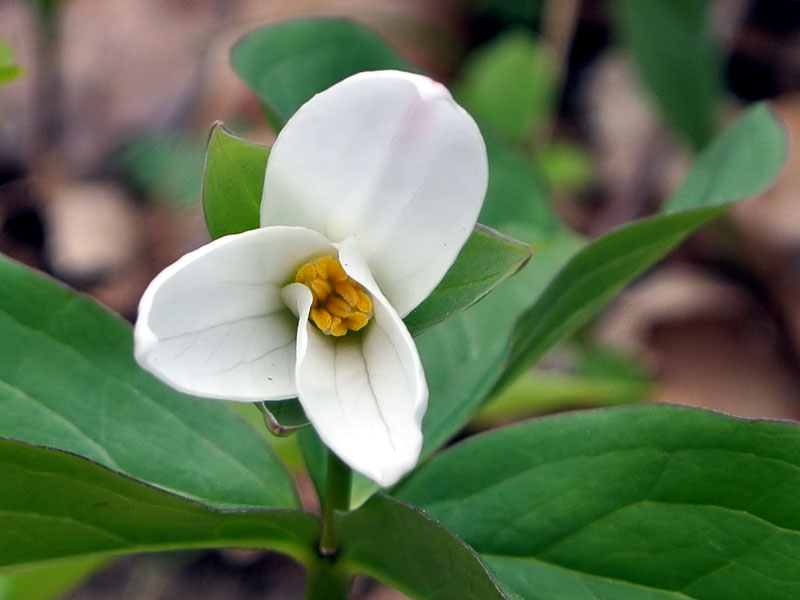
134 70 488 487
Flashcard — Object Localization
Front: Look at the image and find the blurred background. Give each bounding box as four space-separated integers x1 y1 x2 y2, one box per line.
1 0 800 598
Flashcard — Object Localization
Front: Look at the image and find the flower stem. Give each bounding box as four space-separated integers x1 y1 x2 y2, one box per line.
318 449 351 557
305 563 350 600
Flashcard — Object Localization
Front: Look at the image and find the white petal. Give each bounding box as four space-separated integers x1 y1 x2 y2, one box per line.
262 70 488 316
282 274 427 487
134 226 334 401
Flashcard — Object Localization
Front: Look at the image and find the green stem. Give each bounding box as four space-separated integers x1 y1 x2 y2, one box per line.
305 563 350 600
318 450 351 557
306 450 352 599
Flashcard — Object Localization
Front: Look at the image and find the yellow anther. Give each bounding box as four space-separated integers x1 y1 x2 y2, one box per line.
296 263 317 284
334 280 360 308
313 256 331 279
295 254 373 337
329 318 348 337
310 307 332 332
309 278 332 301
346 312 370 331
325 296 353 319
356 290 373 314
326 259 348 282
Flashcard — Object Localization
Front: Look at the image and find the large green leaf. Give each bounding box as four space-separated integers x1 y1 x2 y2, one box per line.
0 254 296 509
202 122 269 239
496 103 787 388
337 494 508 600
396 405 800 600
231 18 415 129
0 438 317 572
614 0 722 149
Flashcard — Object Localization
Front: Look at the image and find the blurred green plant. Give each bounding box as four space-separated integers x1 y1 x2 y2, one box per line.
454 27 593 197
472 0 545 25
116 133 207 206
0 39 23 119
473 346 653 425
456 29 557 146
535 140 593 193
0 40 22 86
614 0 722 149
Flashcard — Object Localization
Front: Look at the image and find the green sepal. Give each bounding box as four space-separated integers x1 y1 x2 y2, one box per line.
202 122 269 239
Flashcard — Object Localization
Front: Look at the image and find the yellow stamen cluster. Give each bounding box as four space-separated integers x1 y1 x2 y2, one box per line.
295 255 373 337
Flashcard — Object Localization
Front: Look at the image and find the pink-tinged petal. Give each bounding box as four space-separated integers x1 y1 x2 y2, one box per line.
134 226 334 401
262 70 488 316
282 273 427 487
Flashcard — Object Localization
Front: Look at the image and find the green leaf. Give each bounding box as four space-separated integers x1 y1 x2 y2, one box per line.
231 18 415 128
337 494 508 600
396 405 800 600
0 254 297 509
456 28 556 145
202 122 270 239
0 438 318 572
0 557 107 600
405 225 531 335
614 0 722 149
496 102 787 388
664 104 787 212
225 401 305 472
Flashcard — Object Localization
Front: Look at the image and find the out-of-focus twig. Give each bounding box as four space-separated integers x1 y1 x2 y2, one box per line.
538 0 581 144
32 0 63 168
